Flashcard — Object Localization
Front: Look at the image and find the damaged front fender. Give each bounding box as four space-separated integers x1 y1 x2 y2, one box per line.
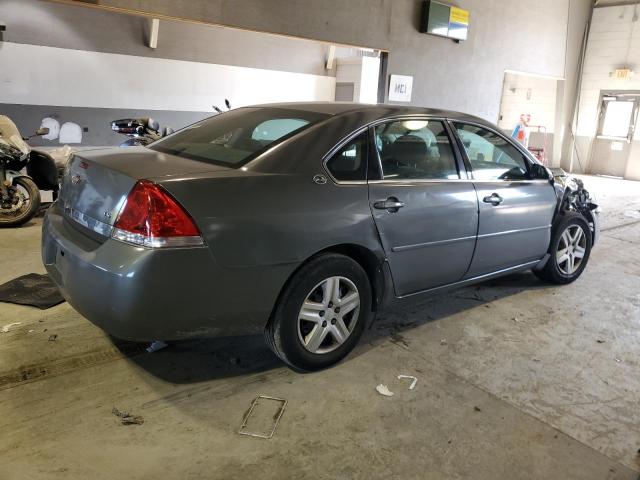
550 168 600 246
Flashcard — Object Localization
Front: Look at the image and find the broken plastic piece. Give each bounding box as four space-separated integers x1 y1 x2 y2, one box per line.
1 322 21 333
397 375 418 390
146 340 168 353
112 406 144 425
376 384 394 396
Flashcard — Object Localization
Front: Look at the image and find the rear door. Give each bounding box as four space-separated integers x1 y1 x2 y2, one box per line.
368 118 478 296
451 121 557 277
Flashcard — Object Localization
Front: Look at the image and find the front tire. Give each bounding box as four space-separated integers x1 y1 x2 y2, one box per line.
0 176 41 228
534 212 592 284
265 253 372 371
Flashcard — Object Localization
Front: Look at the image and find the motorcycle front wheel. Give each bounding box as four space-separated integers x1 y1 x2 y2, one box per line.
0 176 41 227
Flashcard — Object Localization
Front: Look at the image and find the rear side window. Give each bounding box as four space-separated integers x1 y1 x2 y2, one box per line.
326 131 368 181
151 108 328 168
375 120 459 180
454 123 529 180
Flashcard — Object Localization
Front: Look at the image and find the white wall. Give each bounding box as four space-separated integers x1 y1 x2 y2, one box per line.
498 73 559 133
0 42 336 112
335 56 380 104
576 4 640 179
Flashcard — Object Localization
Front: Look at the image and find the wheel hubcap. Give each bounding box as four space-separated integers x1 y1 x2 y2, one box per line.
297 276 360 354
556 225 587 275
1 187 27 213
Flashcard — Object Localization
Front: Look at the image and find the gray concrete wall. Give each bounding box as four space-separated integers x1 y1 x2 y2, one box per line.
1 0 333 77
45 0 592 165
0 103 210 147
2 0 592 158
0 0 337 146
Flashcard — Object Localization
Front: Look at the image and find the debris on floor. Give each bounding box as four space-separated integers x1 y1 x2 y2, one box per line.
145 340 168 353
397 375 418 390
48 334 58 341
1 322 21 333
238 395 287 439
440 338 447 345
596 339 605 344
112 407 144 425
474 406 482 412
376 384 394 397
614 357 622 363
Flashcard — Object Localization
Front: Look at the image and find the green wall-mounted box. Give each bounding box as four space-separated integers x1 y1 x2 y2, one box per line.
420 1 470 41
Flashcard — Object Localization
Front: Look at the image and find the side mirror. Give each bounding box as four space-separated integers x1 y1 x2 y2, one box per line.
35 127 50 136
530 163 552 181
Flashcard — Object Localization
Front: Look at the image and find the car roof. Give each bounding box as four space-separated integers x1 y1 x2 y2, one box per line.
250 101 490 125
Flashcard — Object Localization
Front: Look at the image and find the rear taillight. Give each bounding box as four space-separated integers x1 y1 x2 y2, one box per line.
112 180 203 248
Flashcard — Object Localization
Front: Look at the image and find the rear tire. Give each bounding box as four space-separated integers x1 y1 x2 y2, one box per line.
265 253 372 371
534 212 592 284
0 176 41 228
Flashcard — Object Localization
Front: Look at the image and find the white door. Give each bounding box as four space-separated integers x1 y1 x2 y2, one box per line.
590 92 640 178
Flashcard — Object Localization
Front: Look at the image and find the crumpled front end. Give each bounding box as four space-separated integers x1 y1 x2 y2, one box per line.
551 169 600 246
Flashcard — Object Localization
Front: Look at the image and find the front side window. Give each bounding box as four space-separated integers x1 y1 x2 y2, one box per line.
375 120 459 180
454 123 529 181
326 131 368 181
151 108 328 168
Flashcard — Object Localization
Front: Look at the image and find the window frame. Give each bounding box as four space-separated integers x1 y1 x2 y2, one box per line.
370 117 464 182
448 120 540 182
323 115 468 185
596 95 640 141
324 129 370 183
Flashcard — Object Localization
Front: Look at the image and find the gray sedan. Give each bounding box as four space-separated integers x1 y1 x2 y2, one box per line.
42 103 599 371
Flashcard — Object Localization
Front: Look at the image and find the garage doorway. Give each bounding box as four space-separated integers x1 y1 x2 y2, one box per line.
497 72 561 165
589 91 640 178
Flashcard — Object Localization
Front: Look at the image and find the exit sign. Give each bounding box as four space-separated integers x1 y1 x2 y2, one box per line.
612 68 634 80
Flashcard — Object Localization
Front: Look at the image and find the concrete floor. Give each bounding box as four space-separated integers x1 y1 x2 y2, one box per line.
1 174 639 479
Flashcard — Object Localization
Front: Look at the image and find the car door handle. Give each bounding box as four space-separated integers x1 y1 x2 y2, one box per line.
482 193 503 206
374 198 405 212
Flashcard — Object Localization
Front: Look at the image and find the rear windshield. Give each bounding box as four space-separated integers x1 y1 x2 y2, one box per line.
150 107 328 167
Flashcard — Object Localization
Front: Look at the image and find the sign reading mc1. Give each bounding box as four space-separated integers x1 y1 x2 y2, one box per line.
388 75 414 102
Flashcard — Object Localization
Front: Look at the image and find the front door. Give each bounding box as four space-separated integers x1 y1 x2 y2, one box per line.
368 119 478 296
590 92 640 178
452 122 557 277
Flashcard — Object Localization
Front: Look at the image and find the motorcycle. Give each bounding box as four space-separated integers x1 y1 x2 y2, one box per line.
111 100 231 147
111 118 173 147
0 115 59 227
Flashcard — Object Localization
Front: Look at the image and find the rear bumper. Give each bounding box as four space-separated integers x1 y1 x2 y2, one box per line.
41 205 286 341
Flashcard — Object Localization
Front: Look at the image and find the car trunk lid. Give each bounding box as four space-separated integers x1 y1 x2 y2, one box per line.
59 147 231 235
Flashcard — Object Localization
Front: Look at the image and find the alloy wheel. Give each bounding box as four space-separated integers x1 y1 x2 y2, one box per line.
556 224 587 275
297 276 360 354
